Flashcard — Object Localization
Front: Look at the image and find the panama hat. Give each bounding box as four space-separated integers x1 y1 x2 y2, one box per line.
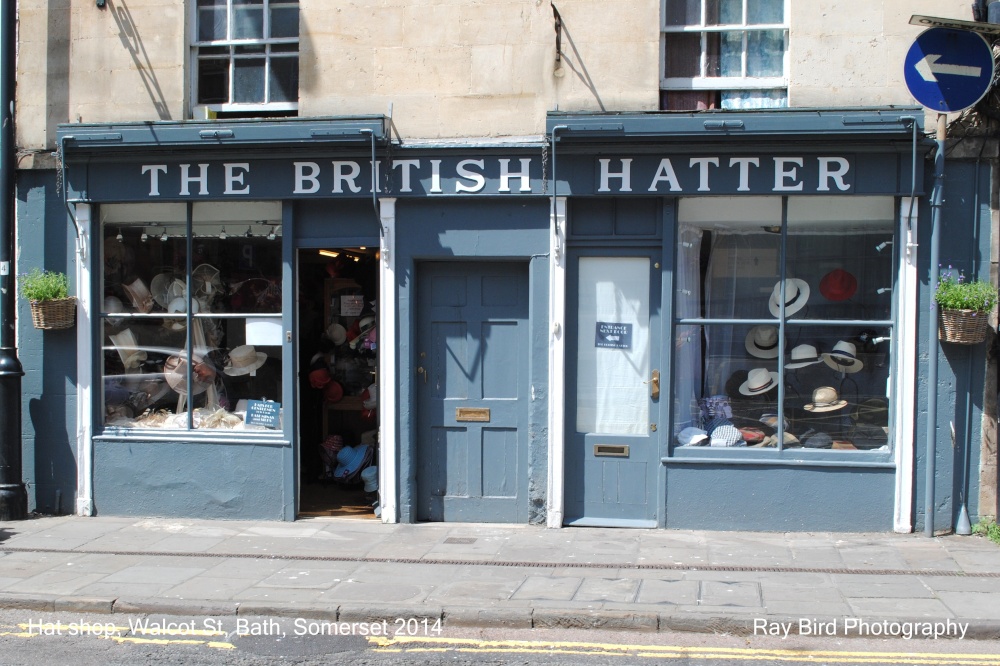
821 340 864 373
110 328 147 369
676 426 708 446
349 316 376 350
123 277 154 313
804 386 848 412
324 323 348 346
745 325 783 359
819 269 857 301
785 343 822 369
163 353 212 396
768 278 810 317
224 345 267 376
738 368 780 396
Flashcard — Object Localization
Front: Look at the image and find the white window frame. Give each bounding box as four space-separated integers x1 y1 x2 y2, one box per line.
660 0 790 100
190 0 300 116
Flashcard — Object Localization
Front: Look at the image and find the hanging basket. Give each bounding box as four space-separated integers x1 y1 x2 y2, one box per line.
938 308 988 345
29 297 77 330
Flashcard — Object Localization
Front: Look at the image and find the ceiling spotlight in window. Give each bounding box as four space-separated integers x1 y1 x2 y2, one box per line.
116 230 124 243
160 230 168 242
245 226 253 238
267 226 276 241
219 227 227 240
140 231 148 243
875 241 893 253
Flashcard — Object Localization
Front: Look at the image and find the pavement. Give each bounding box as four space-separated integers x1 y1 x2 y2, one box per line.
0 514 999 640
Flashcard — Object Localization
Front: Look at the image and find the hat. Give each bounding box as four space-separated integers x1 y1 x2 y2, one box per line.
360 466 379 492
821 340 864 373
676 426 708 446
768 278 810 317
804 386 848 412
756 431 801 448
738 368 780 396
334 444 372 482
104 295 125 327
224 345 267 376
785 343 822 369
801 430 834 449
110 328 147 369
349 316 376 350
851 398 889 426
362 383 377 410
323 380 344 404
163 353 211 396
706 418 743 447
151 274 186 309
739 427 767 444
163 296 200 330
325 323 348 346
309 367 332 389
360 406 377 423
745 325 783 359
192 264 222 300
123 277 154 313
819 269 857 301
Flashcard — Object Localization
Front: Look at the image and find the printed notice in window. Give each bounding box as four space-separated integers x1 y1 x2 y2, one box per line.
595 322 633 350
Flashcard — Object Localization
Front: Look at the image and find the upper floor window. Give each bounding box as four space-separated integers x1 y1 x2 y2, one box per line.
661 0 788 110
193 0 300 117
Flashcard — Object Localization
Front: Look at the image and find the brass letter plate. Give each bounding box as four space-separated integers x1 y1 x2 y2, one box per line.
594 444 630 457
456 407 491 422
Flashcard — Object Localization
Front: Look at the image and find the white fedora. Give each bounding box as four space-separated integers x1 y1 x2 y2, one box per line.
768 278 810 317
738 367 780 396
224 345 267 376
745 325 783 359
804 386 848 412
785 343 822 369
821 340 864 373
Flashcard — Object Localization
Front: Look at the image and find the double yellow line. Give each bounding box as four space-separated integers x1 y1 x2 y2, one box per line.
368 636 1000 664
3 622 235 650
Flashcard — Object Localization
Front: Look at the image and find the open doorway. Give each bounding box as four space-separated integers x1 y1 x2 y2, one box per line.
297 247 379 518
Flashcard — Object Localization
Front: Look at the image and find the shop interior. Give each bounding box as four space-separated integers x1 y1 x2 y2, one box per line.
296 247 380 518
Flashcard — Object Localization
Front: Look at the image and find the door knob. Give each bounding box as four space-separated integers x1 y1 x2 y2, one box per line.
416 366 427 384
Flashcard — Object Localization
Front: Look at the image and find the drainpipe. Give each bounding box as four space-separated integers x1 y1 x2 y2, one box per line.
924 113 946 537
0 0 27 520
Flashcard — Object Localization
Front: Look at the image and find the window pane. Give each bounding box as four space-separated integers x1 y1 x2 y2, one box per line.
665 0 701 27
270 6 300 38
198 7 227 41
720 89 787 109
705 32 720 76
719 30 743 76
748 0 783 24
234 44 266 55
269 56 299 102
747 29 784 77
664 32 702 78
233 58 266 103
233 7 264 39
717 0 742 24
198 58 229 104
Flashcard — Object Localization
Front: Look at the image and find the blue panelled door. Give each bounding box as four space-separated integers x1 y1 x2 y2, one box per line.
415 262 529 522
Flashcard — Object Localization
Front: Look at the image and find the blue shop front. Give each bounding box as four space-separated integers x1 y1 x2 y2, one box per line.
42 108 988 531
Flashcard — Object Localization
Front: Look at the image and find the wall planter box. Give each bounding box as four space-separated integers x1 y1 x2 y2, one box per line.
938 308 988 345
29 297 77 330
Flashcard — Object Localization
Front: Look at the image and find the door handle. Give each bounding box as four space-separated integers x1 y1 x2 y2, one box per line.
416 366 427 384
648 369 660 400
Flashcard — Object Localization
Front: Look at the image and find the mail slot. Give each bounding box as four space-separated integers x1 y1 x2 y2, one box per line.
594 444 629 457
456 407 490 422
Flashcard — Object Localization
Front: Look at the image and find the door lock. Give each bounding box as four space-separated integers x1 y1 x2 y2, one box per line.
416 366 427 384
650 423 657 432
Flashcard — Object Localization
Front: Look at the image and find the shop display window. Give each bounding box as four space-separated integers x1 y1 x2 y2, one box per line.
100 201 284 431
672 196 895 454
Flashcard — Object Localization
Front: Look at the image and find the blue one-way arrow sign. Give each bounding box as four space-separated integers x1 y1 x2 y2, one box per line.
904 28 995 113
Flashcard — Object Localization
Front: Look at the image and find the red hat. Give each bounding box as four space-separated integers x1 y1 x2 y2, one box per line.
309 368 331 389
323 380 344 404
360 407 377 423
819 269 857 301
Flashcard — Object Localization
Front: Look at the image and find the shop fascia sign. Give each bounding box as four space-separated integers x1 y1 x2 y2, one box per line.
125 153 857 200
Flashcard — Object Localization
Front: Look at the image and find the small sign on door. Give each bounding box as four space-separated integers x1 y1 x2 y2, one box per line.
595 322 633 350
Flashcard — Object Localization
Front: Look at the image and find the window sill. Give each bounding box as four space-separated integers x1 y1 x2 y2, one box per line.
95 430 290 446
662 448 894 468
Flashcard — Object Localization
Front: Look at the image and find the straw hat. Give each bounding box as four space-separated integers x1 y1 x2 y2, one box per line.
804 386 848 412
224 345 267 376
109 328 147 369
123 277 153 313
768 278 810 317
821 340 864 373
785 343 822 369
738 368 779 396
745 325 783 359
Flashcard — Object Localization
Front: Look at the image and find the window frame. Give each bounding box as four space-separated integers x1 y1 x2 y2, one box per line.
660 0 790 105
190 0 300 116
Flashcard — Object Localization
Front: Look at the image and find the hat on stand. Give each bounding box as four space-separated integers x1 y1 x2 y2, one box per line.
745 325 783 359
785 344 822 369
151 273 187 309
804 386 848 412
738 368 780 396
819 269 857 301
768 278 810 317
821 340 864 373
224 345 267 376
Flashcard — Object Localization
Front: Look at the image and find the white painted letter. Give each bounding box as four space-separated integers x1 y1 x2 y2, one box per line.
142 165 167 196
224 163 250 195
689 157 719 192
774 157 804 191
393 159 421 193
293 162 321 194
598 158 632 192
647 158 682 192
332 161 362 194
179 163 210 196
729 157 759 192
370 161 382 194
430 160 443 194
455 159 486 193
817 157 850 192
499 158 532 193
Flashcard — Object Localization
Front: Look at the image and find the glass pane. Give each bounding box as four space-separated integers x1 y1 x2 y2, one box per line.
235 44 266 55
705 32 720 76
269 56 299 102
747 29 784 77
748 0 783 24
576 257 650 435
665 32 702 78
270 6 300 38
721 89 787 109
233 58 265 103
198 57 229 104
198 7 227 41
233 7 264 39
719 30 743 77
665 0 701 27
717 0 742 24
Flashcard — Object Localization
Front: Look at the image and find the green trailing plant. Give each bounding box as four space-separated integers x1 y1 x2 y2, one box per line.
972 519 1000 546
934 268 998 312
18 268 70 302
